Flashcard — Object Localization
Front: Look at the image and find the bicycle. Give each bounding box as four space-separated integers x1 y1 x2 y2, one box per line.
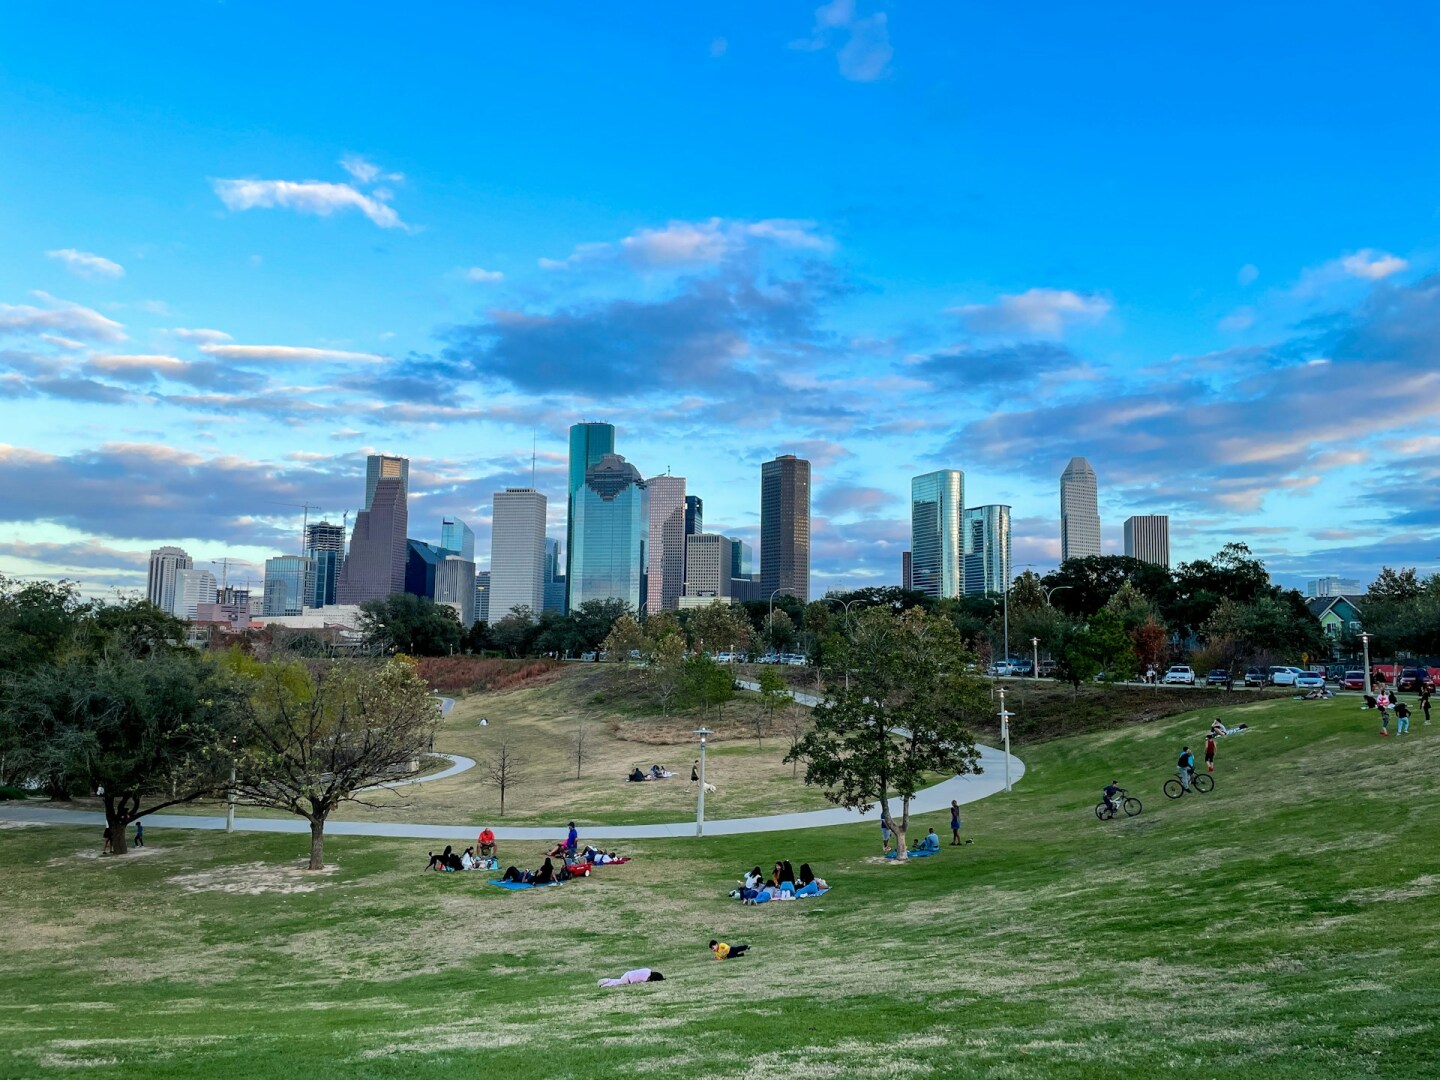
1163 769 1214 800
1095 789 1143 820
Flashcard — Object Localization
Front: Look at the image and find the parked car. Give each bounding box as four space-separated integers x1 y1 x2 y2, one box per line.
1398 668 1434 691
1244 668 1267 687
988 661 1018 677
1268 666 1302 686
1294 670 1326 689
714 652 734 664
1163 665 1196 685
1342 670 1366 691
1037 659 1058 677
1205 669 1230 687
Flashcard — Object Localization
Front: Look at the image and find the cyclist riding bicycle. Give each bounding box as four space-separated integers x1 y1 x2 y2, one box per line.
1102 780 1123 813
1176 746 1196 791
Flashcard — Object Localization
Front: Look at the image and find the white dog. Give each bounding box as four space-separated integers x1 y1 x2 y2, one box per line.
703 782 717 794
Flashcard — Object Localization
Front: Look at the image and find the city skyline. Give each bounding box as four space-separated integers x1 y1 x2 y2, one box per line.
3 6 1437 597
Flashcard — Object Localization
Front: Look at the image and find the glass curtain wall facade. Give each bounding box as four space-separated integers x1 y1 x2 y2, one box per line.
304 521 346 608
646 474 687 613
1060 457 1101 561
759 454 811 601
365 455 409 511
963 505 1012 596
440 517 475 561
262 557 307 616
570 452 649 611
566 422 616 608
910 470 964 599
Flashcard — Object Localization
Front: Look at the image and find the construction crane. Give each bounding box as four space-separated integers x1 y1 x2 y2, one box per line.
270 501 325 555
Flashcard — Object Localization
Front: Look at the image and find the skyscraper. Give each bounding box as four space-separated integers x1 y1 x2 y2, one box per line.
727 537 752 579
262 557 307 617
902 550 913 591
760 454 811 602
543 538 567 614
337 475 408 604
570 452 649 611
1123 515 1170 567
647 474 687 613
364 454 409 511
146 546 192 612
684 533 730 598
404 539 446 599
170 566 217 620
910 470 965 599
304 521 346 609
685 495 703 537
964 505 1012 596
435 555 477 626
1060 457 1102 562
440 517 476 561
474 570 491 624
566 422 616 607
1308 576 1363 598
490 488 547 621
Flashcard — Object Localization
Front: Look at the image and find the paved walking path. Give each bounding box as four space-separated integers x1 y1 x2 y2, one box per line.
0 682 1024 842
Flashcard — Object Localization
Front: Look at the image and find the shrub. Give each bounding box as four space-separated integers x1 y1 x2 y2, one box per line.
413 656 562 693
0 784 33 801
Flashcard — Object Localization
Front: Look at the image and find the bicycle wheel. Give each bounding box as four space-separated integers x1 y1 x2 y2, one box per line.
1193 773 1214 793
1123 796 1142 817
1163 778 1183 799
1095 803 1110 820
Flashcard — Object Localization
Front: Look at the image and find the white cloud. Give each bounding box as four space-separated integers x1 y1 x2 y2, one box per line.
212 178 407 230
1339 248 1408 281
89 353 190 376
199 343 387 365
951 288 1112 337
339 155 404 185
1218 307 1255 332
709 36 728 58
46 248 125 280
543 217 831 270
169 327 233 344
1237 263 1259 286
463 267 505 284
793 1 892 82
0 294 126 343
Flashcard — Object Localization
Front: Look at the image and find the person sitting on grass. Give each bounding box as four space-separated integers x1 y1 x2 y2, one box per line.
780 860 796 888
461 847 476 871
501 865 535 884
628 767 646 783
533 858 557 885
598 968 665 987
794 863 825 896
477 828 496 858
710 940 751 960
445 848 464 872
913 828 941 854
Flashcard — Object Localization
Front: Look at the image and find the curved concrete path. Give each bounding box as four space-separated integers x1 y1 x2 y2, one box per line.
0 682 1023 842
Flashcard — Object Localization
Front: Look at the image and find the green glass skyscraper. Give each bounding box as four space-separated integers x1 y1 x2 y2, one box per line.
566 422 615 607
910 469 964 599
570 452 649 612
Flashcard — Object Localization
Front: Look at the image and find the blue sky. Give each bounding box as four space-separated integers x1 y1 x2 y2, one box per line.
2 1 1438 597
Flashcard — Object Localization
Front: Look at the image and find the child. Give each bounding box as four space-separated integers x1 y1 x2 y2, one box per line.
880 818 892 854
1378 691 1392 736
133 820 144 848
1205 733 1217 773
709 940 750 960
1395 700 1411 735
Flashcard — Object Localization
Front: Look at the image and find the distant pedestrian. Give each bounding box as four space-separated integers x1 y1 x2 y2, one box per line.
1395 700 1411 735
1205 734 1217 773
133 820 144 848
565 821 578 858
1377 691 1391 736
1422 689 1432 726
949 800 961 845
691 761 699 783
880 818 892 854
101 827 112 855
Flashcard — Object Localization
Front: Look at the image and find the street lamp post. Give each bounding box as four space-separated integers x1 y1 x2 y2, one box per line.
1003 576 1010 670
997 687 1013 793
1043 584 1072 607
693 727 714 836
1031 636 1039 680
226 736 237 834
831 596 861 691
1362 632 1372 696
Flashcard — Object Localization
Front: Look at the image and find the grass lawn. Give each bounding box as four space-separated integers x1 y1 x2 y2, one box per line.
3 693 1438 1077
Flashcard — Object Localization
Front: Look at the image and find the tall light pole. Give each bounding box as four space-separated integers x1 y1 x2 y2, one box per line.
1002 576 1010 667
1043 584 1072 607
1032 636 1039 680
1362 632 1372 696
225 736 237 834
693 728 714 836
997 686 1012 792
831 596 861 691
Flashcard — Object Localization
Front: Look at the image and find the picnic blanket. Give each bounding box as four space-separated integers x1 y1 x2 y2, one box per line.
488 879 563 890
886 848 938 859
744 886 829 903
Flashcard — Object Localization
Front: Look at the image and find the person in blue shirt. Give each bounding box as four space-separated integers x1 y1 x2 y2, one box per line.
949 800 961 845
1102 781 1123 814
914 828 941 853
133 820 144 848
1176 747 1196 791
565 822 578 858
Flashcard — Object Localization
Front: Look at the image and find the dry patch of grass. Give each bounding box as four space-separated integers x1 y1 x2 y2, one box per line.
166 860 338 895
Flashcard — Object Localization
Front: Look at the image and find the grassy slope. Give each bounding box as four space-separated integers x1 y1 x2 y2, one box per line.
3 695 1438 1078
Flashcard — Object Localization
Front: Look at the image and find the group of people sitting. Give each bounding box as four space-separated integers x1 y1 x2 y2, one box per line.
502 857 563 885
730 860 826 903
626 764 674 782
425 845 499 872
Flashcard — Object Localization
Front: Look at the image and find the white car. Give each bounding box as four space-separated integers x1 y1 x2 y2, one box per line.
1294 670 1326 689
1268 666 1303 686
1162 666 1196 685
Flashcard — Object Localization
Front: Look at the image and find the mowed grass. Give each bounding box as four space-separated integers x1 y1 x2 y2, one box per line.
3 694 1439 1077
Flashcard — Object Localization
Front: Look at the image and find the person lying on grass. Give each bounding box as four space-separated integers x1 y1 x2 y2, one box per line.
710 941 750 960
598 968 665 986
502 865 536 884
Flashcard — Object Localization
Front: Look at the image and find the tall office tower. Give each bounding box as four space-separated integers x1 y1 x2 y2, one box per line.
435 555 477 626
1059 457 1102 562
910 470 965 599
364 454 409 511
337 475 408 604
902 550 913 591
304 521 346 609
759 454 811 602
647 474 687 613
474 571 491 624
490 488 547 621
262 557 307 617
170 566 217 620
146 546 192 612
404 539 446 599
963 505 1013 596
566 422 616 607
1308 576 1363 598
570 452 649 611
727 537 753 579
684 533 731 598
685 495 703 537
440 517 475 561
1123 515 1170 567
543 538 567 613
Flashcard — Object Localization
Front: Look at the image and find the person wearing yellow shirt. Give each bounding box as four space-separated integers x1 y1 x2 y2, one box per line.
709 940 751 960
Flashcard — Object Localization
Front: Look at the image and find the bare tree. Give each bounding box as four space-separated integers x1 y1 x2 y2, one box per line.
572 723 590 780
228 656 439 870
784 705 809 778
485 741 523 816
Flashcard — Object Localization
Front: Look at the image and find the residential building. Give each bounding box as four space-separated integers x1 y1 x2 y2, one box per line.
1060 457 1102 561
910 470 965 599
566 422 616 607
1308 576 1363 598
404 539 447 600
262 557 306 617
684 533 731 598
440 517 475 561
759 454 811 602
475 570 491 625
964 505 1012 596
685 495 703 537
902 550 913 591
1306 595 1364 640
570 452 649 611
337 475 408 604
647 474 687 613
304 521 346 609
1123 515 1170 567
436 555 477 627
490 488 547 621
146 546 192 612
364 454 409 511
172 566 217 621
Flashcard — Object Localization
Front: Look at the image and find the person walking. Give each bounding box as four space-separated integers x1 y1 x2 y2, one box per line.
565 822 578 859
1395 700 1411 735
949 800 962 845
1377 690 1392 736
1204 733 1217 773
133 820 144 848
880 817 892 854
1420 686 1432 726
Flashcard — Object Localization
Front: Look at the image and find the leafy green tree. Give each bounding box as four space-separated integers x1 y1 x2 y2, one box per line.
489 606 540 658
1056 609 1136 694
602 613 645 661
764 609 797 653
1369 566 1425 601
568 598 633 654
682 653 734 719
785 607 985 858
0 576 88 672
358 594 463 656
642 634 688 716
687 601 753 657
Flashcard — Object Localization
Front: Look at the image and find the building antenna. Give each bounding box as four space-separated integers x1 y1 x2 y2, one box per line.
531 429 537 487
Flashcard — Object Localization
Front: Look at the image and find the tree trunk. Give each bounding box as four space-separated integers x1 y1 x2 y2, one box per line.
102 795 130 855
307 817 326 870
882 798 906 861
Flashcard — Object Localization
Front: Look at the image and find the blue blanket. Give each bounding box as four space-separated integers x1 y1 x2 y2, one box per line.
488 879 562 890
744 886 829 903
885 848 938 859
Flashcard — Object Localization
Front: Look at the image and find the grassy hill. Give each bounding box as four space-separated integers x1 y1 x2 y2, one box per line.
2 693 1437 1077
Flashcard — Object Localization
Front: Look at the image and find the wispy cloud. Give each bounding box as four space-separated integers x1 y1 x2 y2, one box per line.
212 177 408 230
540 217 831 270
198 344 388 365
0 294 126 343
950 288 1112 337
793 0 893 83
463 267 505 284
46 248 125 280
339 154 404 185
1338 248 1408 281
168 327 233 344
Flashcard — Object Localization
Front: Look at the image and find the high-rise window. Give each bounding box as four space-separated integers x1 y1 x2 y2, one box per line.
1123 515 1169 567
364 454 409 511
963 505 1012 596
